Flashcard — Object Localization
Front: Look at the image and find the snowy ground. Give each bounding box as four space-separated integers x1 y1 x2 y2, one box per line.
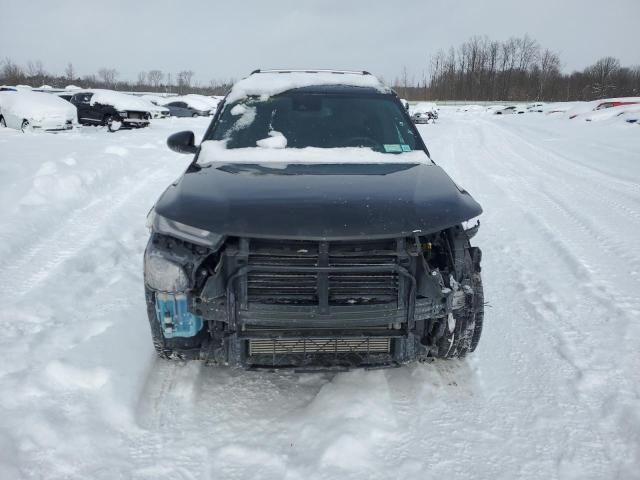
0 112 639 479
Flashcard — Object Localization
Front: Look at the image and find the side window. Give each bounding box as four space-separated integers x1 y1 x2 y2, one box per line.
74 93 92 104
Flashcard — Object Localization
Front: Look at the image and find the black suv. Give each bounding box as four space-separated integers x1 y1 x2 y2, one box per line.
70 90 151 131
144 70 484 369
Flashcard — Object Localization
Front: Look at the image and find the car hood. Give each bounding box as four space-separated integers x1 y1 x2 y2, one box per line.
154 161 483 240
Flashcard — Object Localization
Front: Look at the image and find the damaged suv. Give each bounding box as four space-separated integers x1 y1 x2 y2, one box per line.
144 70 484 369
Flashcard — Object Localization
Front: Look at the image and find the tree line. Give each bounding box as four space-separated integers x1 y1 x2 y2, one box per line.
393 35 640 102
2 35 639 101
0 59 231 96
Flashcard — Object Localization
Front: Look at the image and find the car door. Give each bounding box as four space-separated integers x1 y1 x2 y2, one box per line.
167 101 190 117
73 93 95 124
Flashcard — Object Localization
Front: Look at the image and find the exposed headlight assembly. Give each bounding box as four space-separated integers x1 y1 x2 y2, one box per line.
118 111 129 118
144 253 190 292
147 209 224 248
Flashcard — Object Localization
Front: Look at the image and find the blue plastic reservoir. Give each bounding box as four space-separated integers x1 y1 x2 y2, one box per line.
155 292 203 338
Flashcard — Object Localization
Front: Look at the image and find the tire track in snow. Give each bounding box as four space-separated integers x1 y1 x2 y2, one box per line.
489 120 640 223
453 118 640 466
0 167 168 297
485 123 640 317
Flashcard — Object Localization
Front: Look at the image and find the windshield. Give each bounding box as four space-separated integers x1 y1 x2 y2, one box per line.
207 93 420 154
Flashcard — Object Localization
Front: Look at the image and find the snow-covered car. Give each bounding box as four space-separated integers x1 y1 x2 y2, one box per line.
69 89 151 132
595 100 639 110
140 95 171 119
184 94 221 112
162 96 213 117
0 90 77 132
494 105 526 115
143 69 484 368
411 102 438 123
526 102 545 112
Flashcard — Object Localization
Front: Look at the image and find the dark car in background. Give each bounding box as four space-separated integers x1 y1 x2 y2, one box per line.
143 70 484 369
69 89 151 131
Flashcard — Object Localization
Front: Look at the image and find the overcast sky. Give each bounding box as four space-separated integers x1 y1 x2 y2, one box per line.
2 0 638 84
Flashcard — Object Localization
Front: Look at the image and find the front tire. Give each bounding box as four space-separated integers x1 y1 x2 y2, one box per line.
191 113 198 118
145 287 205 360
104 114 122 132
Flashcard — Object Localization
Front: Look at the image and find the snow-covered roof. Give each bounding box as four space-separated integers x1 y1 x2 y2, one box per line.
65 85 82 91
0 90 76 120
226 70 389 103
83 89 152 111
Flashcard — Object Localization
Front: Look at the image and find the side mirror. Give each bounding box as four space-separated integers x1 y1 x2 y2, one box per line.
167 130 197 154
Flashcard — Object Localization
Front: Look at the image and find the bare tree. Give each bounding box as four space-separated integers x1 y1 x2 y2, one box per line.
537 49 561 99
26 60 46 85
1 58 24 84
137 71 147 86
177 70 195 93
65 62 76 82
586 57 621 99
98 68 119 87
147 70 164 89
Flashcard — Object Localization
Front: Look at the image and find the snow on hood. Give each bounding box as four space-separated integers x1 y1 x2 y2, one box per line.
226 71 389 103
138 96 169 112
85 89 152 111
0 90 76 120
198 139 430 166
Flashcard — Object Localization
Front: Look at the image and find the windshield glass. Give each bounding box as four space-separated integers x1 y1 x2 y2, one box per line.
207 93 420 154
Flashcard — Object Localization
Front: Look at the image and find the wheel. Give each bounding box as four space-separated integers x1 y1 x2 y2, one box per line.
21 119 30 132
191 113 199 117
104 115 121 132
145 287 205 360
0 116 6 127
431 239 484 359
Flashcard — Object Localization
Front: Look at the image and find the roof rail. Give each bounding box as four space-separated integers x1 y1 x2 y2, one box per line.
250 69 371 76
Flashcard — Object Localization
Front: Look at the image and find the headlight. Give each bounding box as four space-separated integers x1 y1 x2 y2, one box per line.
144 253 189 292
118 111 128 118
149 210 224 248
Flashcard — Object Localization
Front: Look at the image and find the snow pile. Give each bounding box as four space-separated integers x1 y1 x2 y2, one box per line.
457 104 485 112
563 97 640 119
65 85 82 91
226 71 389 103
411 102 438 114
141 94 172 106
584 104 640 122
86 89 153 111
198 139 430 164
0 90 76 121
184 93 221 110
256 130 287 148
